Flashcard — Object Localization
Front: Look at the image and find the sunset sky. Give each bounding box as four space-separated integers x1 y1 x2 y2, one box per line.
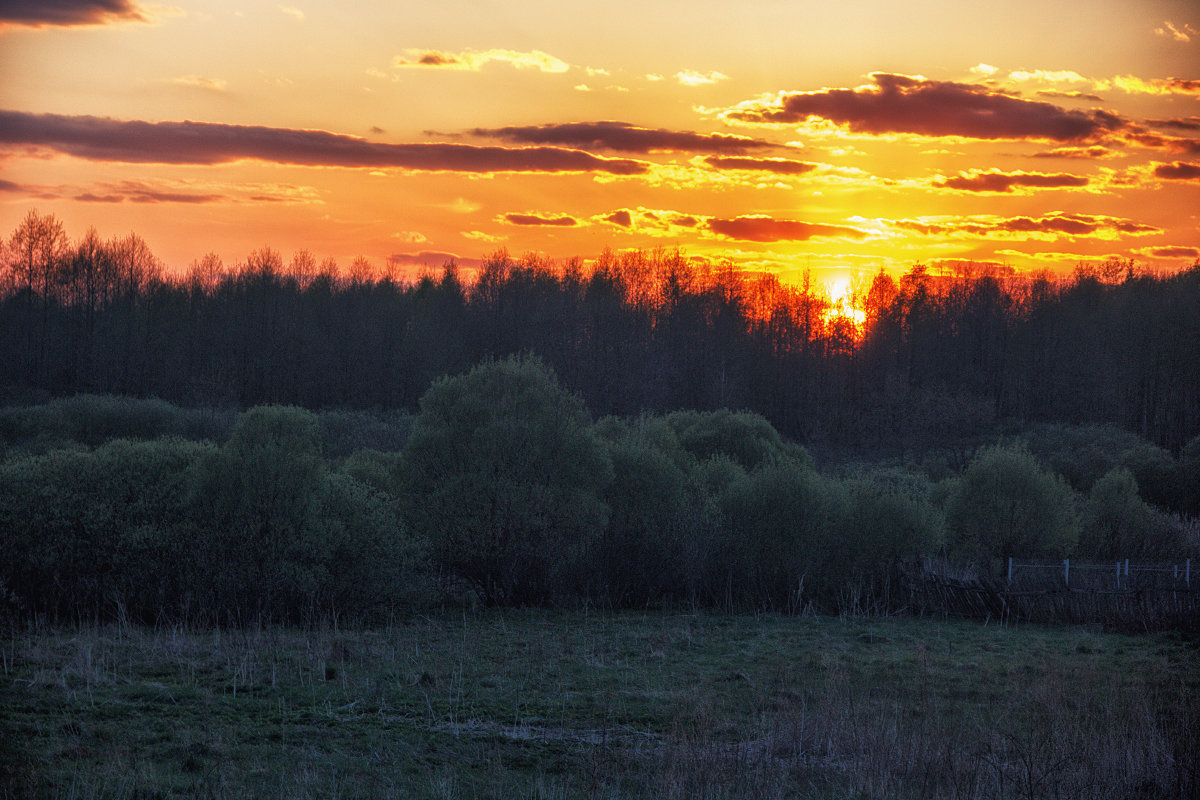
1 0 1198 286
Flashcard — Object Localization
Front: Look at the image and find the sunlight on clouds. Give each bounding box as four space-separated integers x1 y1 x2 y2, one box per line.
394 48 571 73
1107 75 1200 96
676 70 729 87
1154 21 1197 43
463 230 504 242
172 75 228 91
1009 69 1090 84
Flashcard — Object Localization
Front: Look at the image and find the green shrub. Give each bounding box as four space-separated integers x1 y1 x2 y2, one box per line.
400 356 612 606
944 444 1080 563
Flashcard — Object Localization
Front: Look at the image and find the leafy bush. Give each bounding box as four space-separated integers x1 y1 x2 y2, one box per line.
1019 422 1185 510
0 437 211 621
594 417 709 605
317 409 413 458
0 394 234 451
944 444 1080 563
666 409 812 471
714 458 835 610
400 355 612 606
834 469 945 605
1081 467 1186 559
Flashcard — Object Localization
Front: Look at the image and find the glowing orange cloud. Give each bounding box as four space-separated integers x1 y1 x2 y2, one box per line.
469 122 779 154
708 216 869 242
702 157 820 175
1153 161 1200 180
894 213 1160 239
933 170 1089 193
501 213 579 226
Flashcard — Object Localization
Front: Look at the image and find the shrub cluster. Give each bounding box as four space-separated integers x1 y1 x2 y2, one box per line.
0 407 425 624
2 356 1195 623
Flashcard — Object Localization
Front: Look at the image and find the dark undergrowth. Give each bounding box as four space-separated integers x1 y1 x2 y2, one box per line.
3 611 1197 799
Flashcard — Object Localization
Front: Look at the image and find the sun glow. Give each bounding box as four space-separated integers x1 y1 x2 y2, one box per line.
824 276 866 330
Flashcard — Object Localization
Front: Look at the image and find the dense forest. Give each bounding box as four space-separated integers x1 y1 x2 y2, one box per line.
2 209 1198 623
4 210 1200 456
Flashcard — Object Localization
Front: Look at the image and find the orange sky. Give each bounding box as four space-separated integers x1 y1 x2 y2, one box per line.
1 0 1198 286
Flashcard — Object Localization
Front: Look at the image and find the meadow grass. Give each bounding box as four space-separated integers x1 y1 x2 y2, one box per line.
2 611 1197 799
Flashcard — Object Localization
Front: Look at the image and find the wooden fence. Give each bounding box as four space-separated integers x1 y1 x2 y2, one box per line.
903 557 1200 631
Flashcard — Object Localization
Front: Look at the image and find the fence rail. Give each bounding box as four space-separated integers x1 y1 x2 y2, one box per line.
904 558 1200 631
1006 558 1192 592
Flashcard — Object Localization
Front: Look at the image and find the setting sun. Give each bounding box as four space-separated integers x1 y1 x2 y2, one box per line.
1 0 1197 294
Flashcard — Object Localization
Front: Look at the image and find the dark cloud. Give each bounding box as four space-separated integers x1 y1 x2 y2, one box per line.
724 73 1127 142
703 156 819 175
390 251 483 271
502 213 579 226
1035 90 1104 102
0 0 146 27
74 192 123 203
1031 146 1114 159
0 179 23 192
1146 116 1200 132
1144 246 1199 258
707 215 868 242
0 110 650 175
470 121 778 154
1165 78 1200 94
1123 130 1200 154
417 52 462 66
934 170 1089 192
1153 161 1200 180
603 210 633 227
897 213 1159 238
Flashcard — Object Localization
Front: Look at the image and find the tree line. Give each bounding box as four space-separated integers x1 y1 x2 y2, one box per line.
1 359 1196 624
4 209 1200 463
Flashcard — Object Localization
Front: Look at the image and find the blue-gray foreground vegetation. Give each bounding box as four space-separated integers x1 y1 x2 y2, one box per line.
2 612 1197 799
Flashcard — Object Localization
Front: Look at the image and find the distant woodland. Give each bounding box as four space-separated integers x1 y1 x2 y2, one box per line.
3 210 1199 455
2 210 1199 623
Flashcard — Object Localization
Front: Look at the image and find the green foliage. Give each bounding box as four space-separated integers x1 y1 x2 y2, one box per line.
338 447 403 496
0 405 427 624
0 394 234 451
185 406 426 622
837 469 944 574
191 406 331 620
317 408 413 458
1081 467 1185 559
715 458 835 609
314 472 430 615
945 444 1080 561
594 417 710 604
0 437 212 620
1182 435 1200 516
1019 422 1183 509
666 409 812 471
400 356 613 605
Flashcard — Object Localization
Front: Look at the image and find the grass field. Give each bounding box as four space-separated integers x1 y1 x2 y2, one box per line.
2 611 1197 799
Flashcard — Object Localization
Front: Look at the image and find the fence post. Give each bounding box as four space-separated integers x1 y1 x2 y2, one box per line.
1116 561 1122 590
1063 559 1070 587
1124 558 1130 577
1008 557 1013 584
1187 559 1191 588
